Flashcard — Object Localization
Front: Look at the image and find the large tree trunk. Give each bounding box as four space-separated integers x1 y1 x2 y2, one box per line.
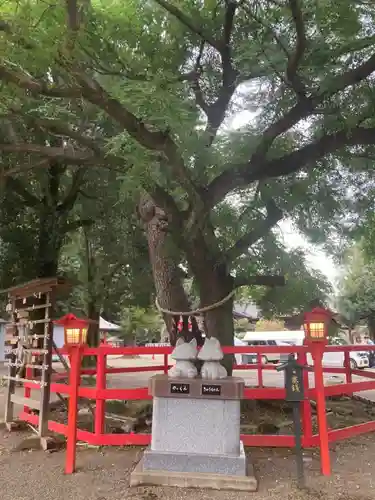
138 194 203 346
36 215 62 278
368 314 375 341
191 254 235 374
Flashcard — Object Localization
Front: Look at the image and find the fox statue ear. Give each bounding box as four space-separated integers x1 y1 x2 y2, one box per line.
175 337 185 347
189 338 197 348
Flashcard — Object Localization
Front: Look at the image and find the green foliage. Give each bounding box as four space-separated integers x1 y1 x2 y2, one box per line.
120 306 162 343
57 169 153 319
2 0 375 327
335 243 375 327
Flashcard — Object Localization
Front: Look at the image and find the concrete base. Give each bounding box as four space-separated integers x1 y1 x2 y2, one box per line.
151 396 241 455
143 442 247 476
130 456 258 492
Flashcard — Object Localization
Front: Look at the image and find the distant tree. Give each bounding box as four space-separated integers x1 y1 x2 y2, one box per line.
121 306 163 345
255 319 286 332
336 243 375 339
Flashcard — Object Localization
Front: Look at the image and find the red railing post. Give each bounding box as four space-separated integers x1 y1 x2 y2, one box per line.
311 342 331 476
344 351 352 384
257 353 263 388
95 348 106 436
163 353 169 374
298 348 313 445
65 345 82 475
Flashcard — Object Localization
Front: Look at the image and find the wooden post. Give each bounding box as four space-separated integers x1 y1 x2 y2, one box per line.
257 353 263 388
95 349 106 436
38 291 53 437
298 349 313 443
163 353 169 374
344 351 352 384
311 342 331 476
4 297 18 427
65 346 81 475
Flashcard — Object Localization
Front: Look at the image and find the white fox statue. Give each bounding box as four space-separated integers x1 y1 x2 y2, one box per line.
169 337 198 379
197 337 228 380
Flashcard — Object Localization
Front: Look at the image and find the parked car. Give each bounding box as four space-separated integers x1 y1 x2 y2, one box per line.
306 350 369 369
234 336 247 365
241 331 370 369
241 331 304 364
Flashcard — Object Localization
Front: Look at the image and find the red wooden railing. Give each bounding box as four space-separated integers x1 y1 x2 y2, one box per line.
16 343 375 476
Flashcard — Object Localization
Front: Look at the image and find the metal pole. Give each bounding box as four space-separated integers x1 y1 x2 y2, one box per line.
292 402 305 488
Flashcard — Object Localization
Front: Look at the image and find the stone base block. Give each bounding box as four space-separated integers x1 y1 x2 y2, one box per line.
130 456 258 492
151 396 240 455
143 442 247 476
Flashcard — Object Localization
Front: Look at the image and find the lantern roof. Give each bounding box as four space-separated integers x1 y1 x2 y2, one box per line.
304 307 332 320
54 313 96 327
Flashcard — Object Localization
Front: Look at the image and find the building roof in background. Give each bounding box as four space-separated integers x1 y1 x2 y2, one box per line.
99 316 121 331
233 302 260 320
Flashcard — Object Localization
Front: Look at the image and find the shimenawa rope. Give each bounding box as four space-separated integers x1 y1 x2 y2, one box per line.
155 289 236 316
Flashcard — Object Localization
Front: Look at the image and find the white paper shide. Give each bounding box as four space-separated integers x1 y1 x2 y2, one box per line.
198 337 228 380
169 338 198 378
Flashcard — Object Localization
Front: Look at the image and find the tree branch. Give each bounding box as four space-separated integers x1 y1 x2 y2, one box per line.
207 125 375 206
4 177 41 207
21 115 100 149
203 0 238 143
0 143 96 164
65 68 205 216
286 0 307 96
152 0 222 50
234 274 286 288
58 167 87 213
191 42 208 114
1 158 50 177
225 200 283 264
154 1 238 144
0 64 82 98
207 43 375 206
248 50 375 167
258 126 375 180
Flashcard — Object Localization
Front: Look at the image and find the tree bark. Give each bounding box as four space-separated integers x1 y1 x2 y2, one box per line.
193 258 235 374
368 314 375 341
138 193 203 346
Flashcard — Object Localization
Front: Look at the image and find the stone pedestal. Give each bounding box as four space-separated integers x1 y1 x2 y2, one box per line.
130 375 257 491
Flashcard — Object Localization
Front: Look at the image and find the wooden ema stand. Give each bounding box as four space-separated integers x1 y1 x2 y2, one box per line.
3 277 67 449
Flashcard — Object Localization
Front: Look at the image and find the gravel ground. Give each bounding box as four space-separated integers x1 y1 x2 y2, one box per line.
1 362 375 500
0 428 374 500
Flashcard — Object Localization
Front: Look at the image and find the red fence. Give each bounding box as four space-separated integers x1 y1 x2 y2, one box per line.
17 343 375 476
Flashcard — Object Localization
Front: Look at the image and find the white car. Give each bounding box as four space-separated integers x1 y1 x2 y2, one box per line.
306 350 369 369
234 336 247 365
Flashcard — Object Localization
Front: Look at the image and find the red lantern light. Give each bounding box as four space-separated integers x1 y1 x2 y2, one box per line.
303 307 331 343
55 313 90 346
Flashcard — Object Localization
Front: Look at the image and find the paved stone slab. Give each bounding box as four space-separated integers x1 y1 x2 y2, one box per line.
130 456 258 491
